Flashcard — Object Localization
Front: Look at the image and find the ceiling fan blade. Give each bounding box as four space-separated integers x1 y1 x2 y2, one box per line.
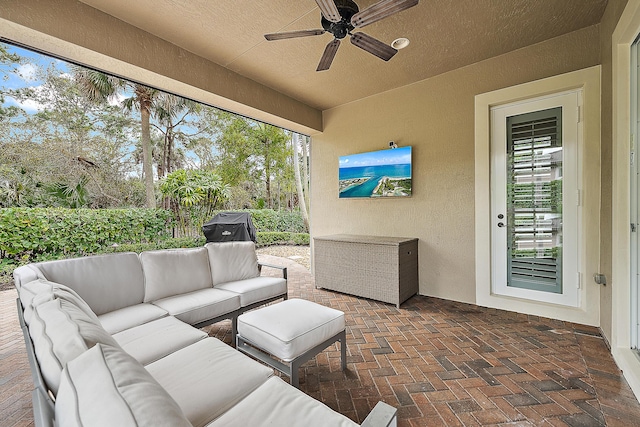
315 0 342 23
317 39 341 71
350 32 397 61
265 29 325 41
351 0 419 28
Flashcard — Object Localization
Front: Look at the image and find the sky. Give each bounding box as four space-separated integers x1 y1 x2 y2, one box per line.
1 44 69 113
339 146 412 168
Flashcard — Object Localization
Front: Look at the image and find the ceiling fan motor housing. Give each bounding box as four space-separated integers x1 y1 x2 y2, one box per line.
321 0 359 39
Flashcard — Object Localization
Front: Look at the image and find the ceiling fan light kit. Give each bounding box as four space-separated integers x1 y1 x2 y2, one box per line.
391 37 410 50
264 0 420 71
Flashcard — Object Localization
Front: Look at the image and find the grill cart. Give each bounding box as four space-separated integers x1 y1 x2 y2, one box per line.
202 212 257 243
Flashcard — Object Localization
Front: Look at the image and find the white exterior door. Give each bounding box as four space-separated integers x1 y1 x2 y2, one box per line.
490 91 581 307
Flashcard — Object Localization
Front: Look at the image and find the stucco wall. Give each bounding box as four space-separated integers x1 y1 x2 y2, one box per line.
310 26 601 303
599 0 629 343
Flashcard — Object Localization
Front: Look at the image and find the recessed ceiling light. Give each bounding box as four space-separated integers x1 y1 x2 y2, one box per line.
391 38 410 50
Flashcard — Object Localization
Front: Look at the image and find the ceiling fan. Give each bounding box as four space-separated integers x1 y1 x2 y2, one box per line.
264 0 419 71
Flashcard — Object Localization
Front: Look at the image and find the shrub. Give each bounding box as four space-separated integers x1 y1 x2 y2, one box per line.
210 209 307 233
98 236 207 254
0 208 172 262
0 208 309 285
256 232 309 247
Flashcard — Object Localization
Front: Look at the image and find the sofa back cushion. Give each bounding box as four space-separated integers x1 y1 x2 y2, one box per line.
206 242 259 285
140 247 213 302
35 252 144 316
56 343 191 427
12 264 44 291
19 279 98 326
28 297 119 395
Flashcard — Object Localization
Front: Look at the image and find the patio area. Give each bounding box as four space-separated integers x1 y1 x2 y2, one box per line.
2 254 640 427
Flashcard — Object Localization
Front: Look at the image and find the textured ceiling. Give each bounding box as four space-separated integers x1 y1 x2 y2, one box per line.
78 0 608 111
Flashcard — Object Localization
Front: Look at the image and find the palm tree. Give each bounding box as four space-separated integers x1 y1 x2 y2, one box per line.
151 93 199 179
73 68 157 208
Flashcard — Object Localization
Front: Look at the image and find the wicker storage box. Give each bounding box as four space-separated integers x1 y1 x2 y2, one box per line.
314 234 418 307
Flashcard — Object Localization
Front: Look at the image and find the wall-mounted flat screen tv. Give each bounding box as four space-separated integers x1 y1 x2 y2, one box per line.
339 146 412 198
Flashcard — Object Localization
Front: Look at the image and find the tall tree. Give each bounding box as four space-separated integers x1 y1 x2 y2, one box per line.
250 122 291 209
1 62 140 208
301 134 310 212
151 93 200 179
293 133 310 230
73 68 157 208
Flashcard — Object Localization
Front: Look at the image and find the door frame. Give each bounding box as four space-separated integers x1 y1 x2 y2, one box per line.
612 0 640 401
632 37 639 351
474 66 600 326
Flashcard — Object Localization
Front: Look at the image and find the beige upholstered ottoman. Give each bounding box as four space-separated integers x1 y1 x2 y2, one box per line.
236 298 346 387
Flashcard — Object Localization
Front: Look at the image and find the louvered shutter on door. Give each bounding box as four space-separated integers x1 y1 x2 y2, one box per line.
506 107 563 293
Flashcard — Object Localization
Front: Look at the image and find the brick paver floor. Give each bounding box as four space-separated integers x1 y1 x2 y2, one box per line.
3 254 640 426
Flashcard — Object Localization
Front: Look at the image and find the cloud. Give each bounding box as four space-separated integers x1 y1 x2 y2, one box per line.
5 96 46 113
4 84 51 113
108 92 126 107
16 63 38 81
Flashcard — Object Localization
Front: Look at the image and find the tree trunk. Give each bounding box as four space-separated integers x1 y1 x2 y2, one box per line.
293 133 310 230
158 131 167 179
166 126 174 176
301 134 310 214
264 138 272 209
138 89 156 208
265 160 271 209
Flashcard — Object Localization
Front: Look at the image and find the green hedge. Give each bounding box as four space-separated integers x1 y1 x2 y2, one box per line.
99 232 310 253
0 208 309 285
0 208 172 261
256 232 309 247
209 209 307 233
98 236 207 254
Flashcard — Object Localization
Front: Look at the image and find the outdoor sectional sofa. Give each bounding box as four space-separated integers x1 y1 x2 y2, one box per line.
13 241 397 427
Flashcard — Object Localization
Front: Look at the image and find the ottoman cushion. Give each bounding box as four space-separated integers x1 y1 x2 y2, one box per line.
237 299 345 362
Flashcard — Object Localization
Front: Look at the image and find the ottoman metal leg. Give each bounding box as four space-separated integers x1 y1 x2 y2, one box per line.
340 330 347 371
237 329 347 388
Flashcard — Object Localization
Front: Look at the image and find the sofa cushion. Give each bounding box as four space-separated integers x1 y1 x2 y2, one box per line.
151 288 240 326
205 242 259 285
28 298 119 395
206 377 359 427
113 316 207 365
146 338 273 427
215 276 286 307
98 303 168 335
19 279 98 326
12 264 44 291
55 343 191 427
35 252 144 316
141 247 213 302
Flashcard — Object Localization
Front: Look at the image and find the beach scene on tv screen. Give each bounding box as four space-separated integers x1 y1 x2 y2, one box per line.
339 146 412 198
